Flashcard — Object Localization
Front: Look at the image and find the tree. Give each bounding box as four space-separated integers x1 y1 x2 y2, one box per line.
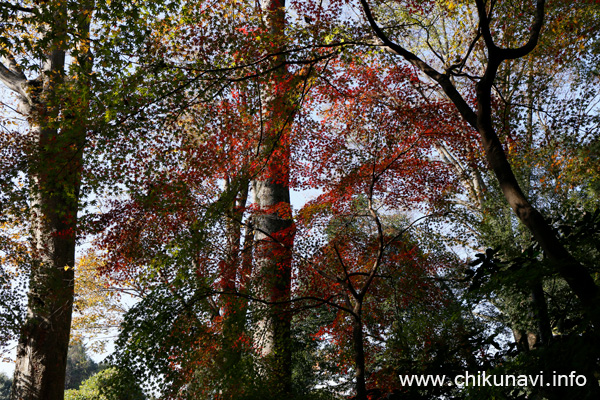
64 367 145 400
357 0 600 329
1 0 165 397
6 0 593 398
290 53 479 399
64 343 100 391
0 373 11 400
87 1 339 397
394 2 600 395
81 3 476 398
250 0 297 394
70 252 127 354
1 0 92 397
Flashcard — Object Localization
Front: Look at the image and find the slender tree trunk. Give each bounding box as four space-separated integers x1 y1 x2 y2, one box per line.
352 311 367 400
530 280 552 346
252 0 295 394
475 64 600 328
220 180 249 392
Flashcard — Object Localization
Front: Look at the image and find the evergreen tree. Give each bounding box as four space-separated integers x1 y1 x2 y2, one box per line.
64 343 100 390
0 373 11 400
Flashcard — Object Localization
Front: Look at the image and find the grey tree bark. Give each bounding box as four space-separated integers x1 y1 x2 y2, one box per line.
251 0 296 394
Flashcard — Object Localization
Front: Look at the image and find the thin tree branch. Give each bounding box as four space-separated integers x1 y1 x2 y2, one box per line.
359 0 478 129
0 1 33 13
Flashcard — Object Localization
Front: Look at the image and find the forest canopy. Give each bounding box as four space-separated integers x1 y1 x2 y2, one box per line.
1 0 600 399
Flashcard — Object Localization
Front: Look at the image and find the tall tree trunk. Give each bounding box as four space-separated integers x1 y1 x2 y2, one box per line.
4 1 92 398
252 0 295 394
11 133 80 399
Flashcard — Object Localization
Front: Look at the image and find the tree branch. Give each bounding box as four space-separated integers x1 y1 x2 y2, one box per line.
0 55 28 101
359 0 478 129
476 0 546 61
0 1 33 13
499 0 546 60
474 0 497 52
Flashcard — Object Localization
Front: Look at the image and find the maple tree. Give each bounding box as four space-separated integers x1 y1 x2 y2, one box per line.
70 252 127 353
289 50 491 399
88 1 344 397
414 0 600 355
81 1 600 398
459 27 600 397
96 27 481 398
383 1 600 397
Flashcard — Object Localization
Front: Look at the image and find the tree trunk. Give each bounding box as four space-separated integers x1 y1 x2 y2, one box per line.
251 0 295 394
11 93 84 400
530 280 552 347
11 179 78 400
220 180 249 392
352 313 367 400
5 1 92 398
253 175 294 394
475 66 600 328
